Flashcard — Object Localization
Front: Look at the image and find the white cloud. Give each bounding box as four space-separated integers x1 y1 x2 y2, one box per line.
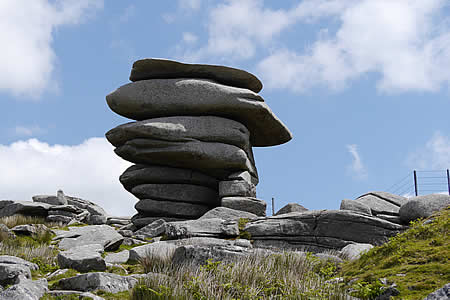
258 0 450 93
180 0 450 93
183 32 198 44
0 138 134 216
407 132 450 170
346 144 368 180
14 125 46 137
179 0 202 11
0 0 103 98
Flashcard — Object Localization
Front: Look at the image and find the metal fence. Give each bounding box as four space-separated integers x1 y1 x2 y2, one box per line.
386 169 450 196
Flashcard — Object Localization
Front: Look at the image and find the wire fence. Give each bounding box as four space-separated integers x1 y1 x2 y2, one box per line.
386 169 450 197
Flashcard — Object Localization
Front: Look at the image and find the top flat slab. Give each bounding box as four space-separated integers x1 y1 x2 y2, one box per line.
129 58 263 93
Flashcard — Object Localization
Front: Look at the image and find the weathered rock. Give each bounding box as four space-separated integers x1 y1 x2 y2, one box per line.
129 58 263 93
32 194 67 206
132 184 219 205
424 283 450 300
46 290 104 300
172 244 250 266
106 78 292 147
57 272 138 294
131 214 186 228
0 279 47 300
87 214 107 225
134 219 166 239
106 217 131 226
58 244 106 272
120 164 218 192
219 180 256 198
0 200 14 209
199 207 258 221
165 218 239 239
49 205 83 214
10 224 51 236
46 215 73 224
355 191 408 215
57 225 123 251
275 203 308 216
340 243 373 260
227 170 258 185
47 210 77 218
0 256 38 271
376 214 401 224
135 199 211 219
128 241 177 262
115 138 257 179
245 210 406 251
64 195 107 216
0 201 50 218
118 229 133 237
399 194 450 224
105 250 130 264
107 116 251 151
340 199 372 215
221 197 266 216
0 263 31 285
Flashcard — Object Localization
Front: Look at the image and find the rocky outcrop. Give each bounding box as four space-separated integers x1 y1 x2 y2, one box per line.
275 203 308 215
244 210 406 252
340 191 408 224
399 194 450 225
105 59 292 226
0 190 108 225
424 283 450 300
165 218 239 239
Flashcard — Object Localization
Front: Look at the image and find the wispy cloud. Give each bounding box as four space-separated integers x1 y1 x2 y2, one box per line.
14 125 46 137
407 132 450 170
0 0 103 99
183 32 198 44
178 0 450 94
0 138 133 216
346 144 368 180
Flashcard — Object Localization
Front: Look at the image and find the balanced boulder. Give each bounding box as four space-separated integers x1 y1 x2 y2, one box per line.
105 59 291 226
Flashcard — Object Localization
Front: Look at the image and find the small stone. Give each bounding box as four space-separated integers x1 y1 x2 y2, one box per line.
199 207 257 221
134 219 166 239
57 272 138 294
341 243 373 260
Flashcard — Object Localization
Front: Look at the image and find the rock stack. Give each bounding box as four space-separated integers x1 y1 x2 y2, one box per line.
105 59 292 227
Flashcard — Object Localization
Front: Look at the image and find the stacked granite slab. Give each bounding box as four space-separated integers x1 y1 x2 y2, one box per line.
105 59 292 227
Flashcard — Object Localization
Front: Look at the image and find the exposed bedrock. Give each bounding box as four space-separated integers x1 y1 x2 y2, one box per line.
129 58 263 93
106 78 291 147
244 210 406 252
120 164 219 192
134 199 211 219
106 116 251 151
114 138 258 179
131 184 219 206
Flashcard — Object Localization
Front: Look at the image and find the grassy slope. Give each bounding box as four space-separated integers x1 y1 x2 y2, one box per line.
340 206 450 299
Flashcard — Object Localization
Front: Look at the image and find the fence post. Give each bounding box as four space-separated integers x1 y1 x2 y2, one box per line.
272 197 275 216
447 169 450 196
413 170 418 196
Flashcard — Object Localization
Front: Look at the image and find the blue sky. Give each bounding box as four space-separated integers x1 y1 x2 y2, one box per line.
1 0 449 216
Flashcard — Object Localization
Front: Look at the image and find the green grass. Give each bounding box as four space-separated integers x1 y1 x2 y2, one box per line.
130 250 347 299
340 206 450 299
